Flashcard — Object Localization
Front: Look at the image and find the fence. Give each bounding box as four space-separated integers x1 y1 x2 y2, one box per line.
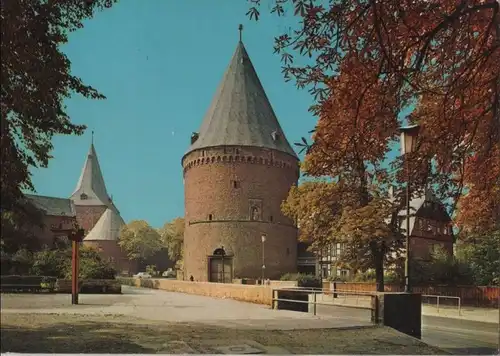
271 287 376 321
330 282 498 308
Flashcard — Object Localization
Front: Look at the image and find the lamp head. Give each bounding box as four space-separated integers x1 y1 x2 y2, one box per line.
400 124 420 155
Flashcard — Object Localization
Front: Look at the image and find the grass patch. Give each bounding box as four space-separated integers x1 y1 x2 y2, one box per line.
1 313 447 354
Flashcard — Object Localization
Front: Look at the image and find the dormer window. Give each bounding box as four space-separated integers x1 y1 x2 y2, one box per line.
80 193 88 200
271 130 279 141
191 132 199 145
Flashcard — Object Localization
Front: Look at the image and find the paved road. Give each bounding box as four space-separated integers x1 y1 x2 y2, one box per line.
1 287 497 354
315 304 499 355
1 286 371 330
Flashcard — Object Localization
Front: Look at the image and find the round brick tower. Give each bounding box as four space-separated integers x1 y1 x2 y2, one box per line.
182 31 299 282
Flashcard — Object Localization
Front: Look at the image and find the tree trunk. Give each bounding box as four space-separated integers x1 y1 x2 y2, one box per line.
370 241 385 292
374 253 384 292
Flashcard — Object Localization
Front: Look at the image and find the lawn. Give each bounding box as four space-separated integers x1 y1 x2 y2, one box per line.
1 313 448 354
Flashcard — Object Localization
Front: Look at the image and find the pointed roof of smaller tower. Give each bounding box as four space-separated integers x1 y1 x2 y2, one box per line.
84 208 125 241
185 27 297 159
71 138 112 206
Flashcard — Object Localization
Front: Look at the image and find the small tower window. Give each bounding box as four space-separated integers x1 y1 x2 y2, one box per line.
235 148 240 154
250 207 260 221
232 180 240 189
269 215 273 222
286 247 290 256
80 193 88 200
208 214 213 221
191 132 199 144
271 130 279 141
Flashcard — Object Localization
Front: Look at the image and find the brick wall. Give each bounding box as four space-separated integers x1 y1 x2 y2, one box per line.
411 236 453 260
183 146 299 282
84 240 137 275
74 205 107 233
332 282 499 307
124 278 273 305
31 215 77 248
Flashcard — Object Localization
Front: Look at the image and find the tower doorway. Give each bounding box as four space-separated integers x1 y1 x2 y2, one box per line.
208 247 233 283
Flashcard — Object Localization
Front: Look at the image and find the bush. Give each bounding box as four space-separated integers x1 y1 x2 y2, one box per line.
31 248 69 278
30 246 116 280
279 273 322 288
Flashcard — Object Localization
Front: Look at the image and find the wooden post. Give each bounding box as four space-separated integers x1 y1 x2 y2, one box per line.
71 240 79 305
69 228 84 305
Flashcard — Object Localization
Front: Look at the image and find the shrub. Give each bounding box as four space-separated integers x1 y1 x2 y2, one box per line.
30 246 116 280
279 273 322 288
31 248 69 278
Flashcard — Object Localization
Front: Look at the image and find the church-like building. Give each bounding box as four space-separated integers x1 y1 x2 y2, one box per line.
182 29 300 282
27 139 133 274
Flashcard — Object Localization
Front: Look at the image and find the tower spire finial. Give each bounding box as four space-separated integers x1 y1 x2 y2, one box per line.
238 24 243 42
91 130 94 144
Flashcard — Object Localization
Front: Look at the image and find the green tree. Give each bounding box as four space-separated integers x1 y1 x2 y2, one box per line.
1 0 117 213
0 199 44 255
456 230 500 286
159 217 185 266
119 220 163 261
282 181 404 291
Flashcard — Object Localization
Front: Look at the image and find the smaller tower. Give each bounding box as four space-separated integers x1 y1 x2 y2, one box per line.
70 136 117 232
70 134 131 273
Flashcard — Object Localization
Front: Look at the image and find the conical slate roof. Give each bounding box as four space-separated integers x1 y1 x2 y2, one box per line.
185 41 297 159
84 208 125 241
71 143 112 207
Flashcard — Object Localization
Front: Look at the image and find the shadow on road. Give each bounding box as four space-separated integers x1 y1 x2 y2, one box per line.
0 321 154 353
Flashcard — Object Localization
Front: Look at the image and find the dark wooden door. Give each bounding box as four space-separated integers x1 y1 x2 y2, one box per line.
209 257 232 283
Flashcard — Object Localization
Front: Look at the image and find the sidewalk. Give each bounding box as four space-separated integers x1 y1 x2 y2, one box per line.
316 293 499 324
422 305 499 324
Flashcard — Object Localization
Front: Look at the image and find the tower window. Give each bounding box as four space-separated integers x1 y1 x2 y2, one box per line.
235 148 240 154
208 214 213 221
250 207 260 221
232 180 240 189
286 247 290 256
269 215 273 222
80 193 88 200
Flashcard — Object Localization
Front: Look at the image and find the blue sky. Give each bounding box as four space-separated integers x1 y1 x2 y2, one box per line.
30 1 317 227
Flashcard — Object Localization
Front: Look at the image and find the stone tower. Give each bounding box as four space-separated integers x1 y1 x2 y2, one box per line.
182 31 299 282
70 139 131 273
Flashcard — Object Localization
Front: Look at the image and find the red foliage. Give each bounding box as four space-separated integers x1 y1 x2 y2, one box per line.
250 0 500 231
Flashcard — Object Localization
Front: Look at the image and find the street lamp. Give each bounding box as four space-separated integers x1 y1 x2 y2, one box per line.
261 233 266 282
400 124 420 294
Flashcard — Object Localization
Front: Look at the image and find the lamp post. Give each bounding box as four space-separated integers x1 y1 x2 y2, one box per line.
261 233 266 282
400 124 420 294
68 228 85 305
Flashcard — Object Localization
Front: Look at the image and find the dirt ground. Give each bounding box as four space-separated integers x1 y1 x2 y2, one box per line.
1 313 448 354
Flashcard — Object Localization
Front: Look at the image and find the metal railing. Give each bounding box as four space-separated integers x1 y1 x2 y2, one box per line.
422 294 462 315
271 287 376 317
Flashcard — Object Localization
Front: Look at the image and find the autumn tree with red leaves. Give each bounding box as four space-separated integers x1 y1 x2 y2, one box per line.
250 0 499 288
249 0 499 226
